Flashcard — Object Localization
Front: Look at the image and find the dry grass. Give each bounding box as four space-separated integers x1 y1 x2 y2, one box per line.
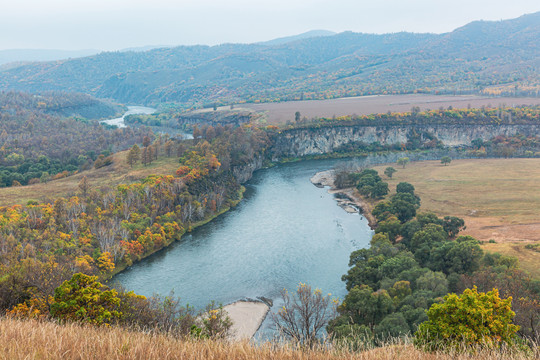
372 158 540 278
0 151 180 207
0 317 535 360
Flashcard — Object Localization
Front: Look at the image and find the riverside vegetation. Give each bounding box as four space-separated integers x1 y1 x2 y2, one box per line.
325 168 539 351
1 96 539 357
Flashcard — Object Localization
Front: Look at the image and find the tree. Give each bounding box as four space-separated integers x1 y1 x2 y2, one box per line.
396 182 415 195
78 176 90 197
142 135 151 148
141 146 153 166
127 144 140 167
384 167 397 178
272 283 337 347
50 273 123 325
334 285 394 331
415 287 519 351
441 156 452 166
397 157 410 169
442 216 465 238
295 111 301 122
375 313 410 340
371 181 389 199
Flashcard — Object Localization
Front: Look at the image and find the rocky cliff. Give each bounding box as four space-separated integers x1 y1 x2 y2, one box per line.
270 124 540 159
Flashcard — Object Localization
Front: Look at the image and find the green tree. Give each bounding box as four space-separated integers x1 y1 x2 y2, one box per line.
397 157 409 169
442 216 465 238
396 182 415 195
415 287 519 351
336 285 394 330
295 111 301 122
375 216 402 242
441 156 452 166
371 181 389 199
416 271 448 297
375 313 410 340
384 167 397 178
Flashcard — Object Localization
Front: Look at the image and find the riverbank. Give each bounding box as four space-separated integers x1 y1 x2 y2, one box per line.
223 301 271 341
107 186 246 280
310 170 377 228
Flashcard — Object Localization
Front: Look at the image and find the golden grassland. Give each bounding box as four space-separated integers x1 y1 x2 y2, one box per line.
0 150 180 207
0 317 535 360
372 158 540 278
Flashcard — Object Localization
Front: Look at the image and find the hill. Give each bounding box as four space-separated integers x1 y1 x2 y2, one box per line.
1 12 539 106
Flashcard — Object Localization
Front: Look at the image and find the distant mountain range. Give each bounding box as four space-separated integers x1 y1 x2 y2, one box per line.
0 12 539 106
0 49 100 67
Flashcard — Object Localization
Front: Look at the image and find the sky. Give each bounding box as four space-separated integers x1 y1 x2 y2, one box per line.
1 0 539 51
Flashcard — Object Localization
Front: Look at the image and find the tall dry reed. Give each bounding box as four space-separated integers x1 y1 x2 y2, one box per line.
0 317 536 360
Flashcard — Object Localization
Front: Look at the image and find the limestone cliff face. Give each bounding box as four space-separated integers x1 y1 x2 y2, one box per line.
270 124 540 159
231 155 265 183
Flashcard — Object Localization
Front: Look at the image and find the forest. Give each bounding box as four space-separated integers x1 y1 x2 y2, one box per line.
0 91 147 187
0 120 270 320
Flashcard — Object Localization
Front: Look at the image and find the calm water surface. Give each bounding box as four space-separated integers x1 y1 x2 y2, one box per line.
114 159 373 335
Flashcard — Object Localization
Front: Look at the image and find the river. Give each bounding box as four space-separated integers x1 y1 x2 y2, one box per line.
100 106 156 128
114 158 373 337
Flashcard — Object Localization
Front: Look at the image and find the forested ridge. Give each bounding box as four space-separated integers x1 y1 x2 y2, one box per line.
0 12 539 106
0 91 143 187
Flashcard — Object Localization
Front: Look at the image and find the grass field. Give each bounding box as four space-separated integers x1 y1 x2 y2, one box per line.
241 95 540 125
372 158 540 278
0 151 180 207
0 317 535 360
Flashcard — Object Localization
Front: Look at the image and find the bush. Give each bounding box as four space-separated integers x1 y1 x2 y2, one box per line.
415 286 519 351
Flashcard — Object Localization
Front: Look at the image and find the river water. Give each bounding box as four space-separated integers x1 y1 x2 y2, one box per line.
114 158 373 336
100 106 156 128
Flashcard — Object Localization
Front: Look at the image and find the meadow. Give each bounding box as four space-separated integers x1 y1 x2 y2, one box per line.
372 158 540 278
0 150 180 207
241 95 540 125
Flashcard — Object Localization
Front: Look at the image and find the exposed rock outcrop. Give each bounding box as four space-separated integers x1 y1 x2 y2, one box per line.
271 124 540 159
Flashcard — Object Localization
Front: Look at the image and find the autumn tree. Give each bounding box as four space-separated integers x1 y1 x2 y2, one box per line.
50 273 123 325
415 287 519 351
164 140 174 157
142 135 151 148
142 147 153 166
272 283 337 348
127 144 140 167
78 176 90 197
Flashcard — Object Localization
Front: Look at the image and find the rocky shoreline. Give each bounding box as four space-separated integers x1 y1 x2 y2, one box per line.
310 170 377 229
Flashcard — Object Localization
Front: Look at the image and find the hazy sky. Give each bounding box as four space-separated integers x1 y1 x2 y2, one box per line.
1 0 539 50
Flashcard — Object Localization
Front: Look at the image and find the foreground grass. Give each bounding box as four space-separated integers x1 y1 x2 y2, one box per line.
0 150 180 207
0 317 535 360
372 158 540 278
